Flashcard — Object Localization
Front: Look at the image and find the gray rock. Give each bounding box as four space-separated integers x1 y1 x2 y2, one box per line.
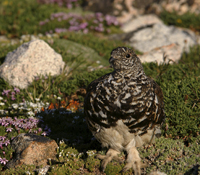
0 39 66 89
121 14 163 33
139 43 182 64
128 23 199 53
6 133 58 169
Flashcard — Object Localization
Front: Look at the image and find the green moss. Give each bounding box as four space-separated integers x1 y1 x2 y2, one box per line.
159 11 200 31
85 155 100 172
179 45 200 64
138 136 200 175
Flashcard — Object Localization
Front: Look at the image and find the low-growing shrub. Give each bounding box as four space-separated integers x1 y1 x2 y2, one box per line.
160 10 200 32
143 61 200 140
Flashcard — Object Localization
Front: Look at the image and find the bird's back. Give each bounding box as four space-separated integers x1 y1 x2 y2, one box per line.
84 69 165 146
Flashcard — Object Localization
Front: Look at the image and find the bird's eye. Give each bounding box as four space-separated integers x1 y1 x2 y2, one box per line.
126 54 131 58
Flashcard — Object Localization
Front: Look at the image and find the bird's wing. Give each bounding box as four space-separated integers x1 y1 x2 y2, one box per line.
122 78 165 135
84 75 165 134
84 72 118 131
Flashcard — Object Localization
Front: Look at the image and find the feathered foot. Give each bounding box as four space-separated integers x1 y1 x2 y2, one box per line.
96 148 120 172
121 146 146 175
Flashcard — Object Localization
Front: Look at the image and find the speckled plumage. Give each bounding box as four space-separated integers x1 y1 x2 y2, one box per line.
84 47 165 174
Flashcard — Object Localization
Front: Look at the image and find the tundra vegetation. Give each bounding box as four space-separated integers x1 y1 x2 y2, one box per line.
0 0 199 174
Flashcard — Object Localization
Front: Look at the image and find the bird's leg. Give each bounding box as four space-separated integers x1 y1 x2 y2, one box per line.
121 143 143 175
96 148 120 172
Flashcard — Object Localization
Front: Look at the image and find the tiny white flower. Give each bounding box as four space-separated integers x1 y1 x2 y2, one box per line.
57 97 61 100
59 140 65 145
27 111 35 116
96 60 100 64
54 95 57 98
12 103 18 109
0 97 3 100
35 98 40 102
19 102 24 106
0 102 5 106
25 171 31 175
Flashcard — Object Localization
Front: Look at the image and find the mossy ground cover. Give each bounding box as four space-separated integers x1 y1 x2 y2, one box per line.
159 11 200 32
0 0 200 174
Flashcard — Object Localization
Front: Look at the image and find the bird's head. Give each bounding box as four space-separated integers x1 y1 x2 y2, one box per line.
109 47 143 73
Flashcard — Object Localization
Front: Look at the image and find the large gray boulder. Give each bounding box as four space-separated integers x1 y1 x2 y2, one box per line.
0 39 66 89
115 14 200 64
128 22 199 53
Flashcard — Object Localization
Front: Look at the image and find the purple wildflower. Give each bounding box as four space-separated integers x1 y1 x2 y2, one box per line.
11 95 16 101
41 132 48 136
2 89 11 96
39 19 50 26
79 22 88 29
0 141 3 149
14 87 20 93
55 28 67 33
1 121 9 127
83 28 89 34
68 25 80 31
0 136 6 141
6 127 13 132
4 140 10 146
66 3 72 8
0 157 8 165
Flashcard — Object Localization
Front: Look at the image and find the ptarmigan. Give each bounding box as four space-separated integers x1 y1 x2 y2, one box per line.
84 47 165 174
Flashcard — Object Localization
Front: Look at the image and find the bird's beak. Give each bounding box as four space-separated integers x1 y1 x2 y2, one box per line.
109 57 115 64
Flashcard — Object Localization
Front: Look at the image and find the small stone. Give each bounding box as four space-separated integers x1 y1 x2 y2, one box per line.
6 133 58 169
30 35 38 41
46 34 52 38
38 33 44 38
149 171 167 175
0 35 10 43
